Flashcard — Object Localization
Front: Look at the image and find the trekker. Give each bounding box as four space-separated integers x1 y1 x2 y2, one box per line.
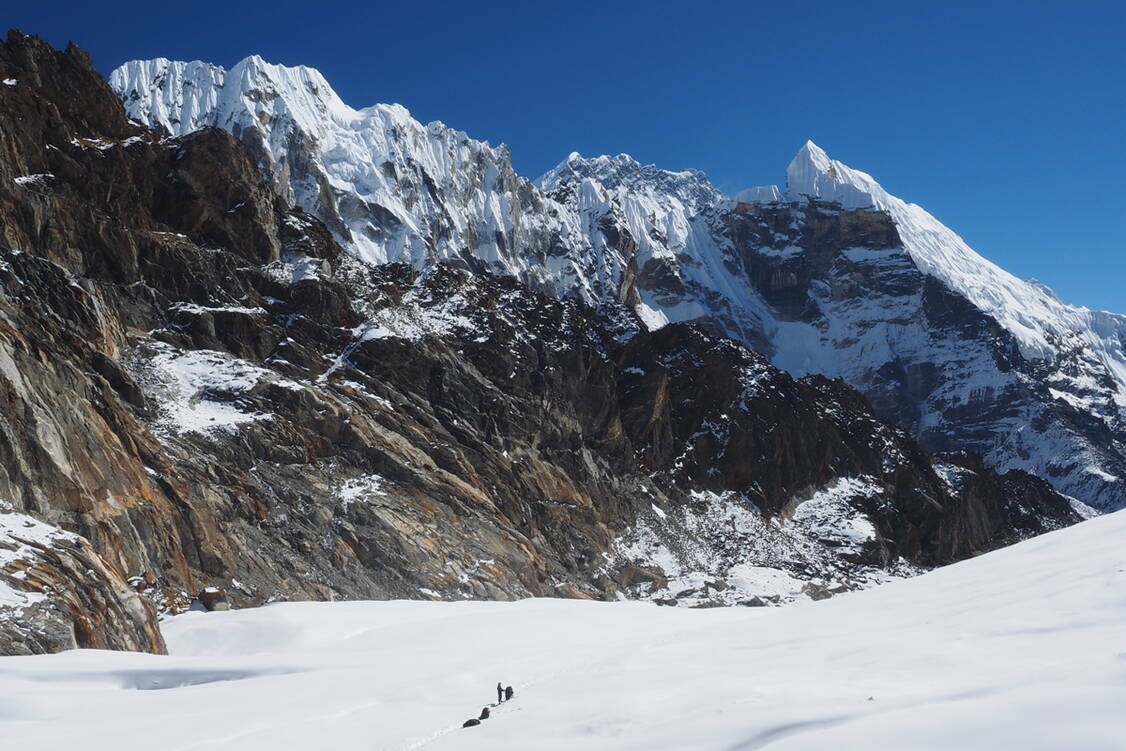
505 685 514 701
497 681 504 703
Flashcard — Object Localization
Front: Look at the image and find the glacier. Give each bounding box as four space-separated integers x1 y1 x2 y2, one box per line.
2 507 1123 749
109 56 1126 510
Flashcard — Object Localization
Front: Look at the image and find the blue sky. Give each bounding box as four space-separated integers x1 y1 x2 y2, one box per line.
9 0 1124 312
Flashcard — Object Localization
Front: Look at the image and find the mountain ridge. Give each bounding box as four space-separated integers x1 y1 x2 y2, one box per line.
110 53 1126 511
0 32 1083 652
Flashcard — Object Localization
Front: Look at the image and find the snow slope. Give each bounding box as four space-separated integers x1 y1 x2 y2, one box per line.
110 57 618 301
1 509 1122 750
784 140 1126 379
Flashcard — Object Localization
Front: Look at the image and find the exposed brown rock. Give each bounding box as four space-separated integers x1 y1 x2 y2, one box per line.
1 520 165 655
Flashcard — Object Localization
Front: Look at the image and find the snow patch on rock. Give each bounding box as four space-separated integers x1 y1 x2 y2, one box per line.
127 343 301 437
0 509 77 610
790 477 881 555
338 475 388 510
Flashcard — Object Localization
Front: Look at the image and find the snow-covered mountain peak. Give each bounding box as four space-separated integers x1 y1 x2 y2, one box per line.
785 139 887 209
109 57 1126 510
539 151 719 211
539 152 632 188
227 54 349 114
112 54 540 271
781 141 1126 362
112 55 391 142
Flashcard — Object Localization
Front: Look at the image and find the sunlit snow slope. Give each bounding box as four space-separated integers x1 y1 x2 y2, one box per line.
1 510 1122 750
782 140 1126 397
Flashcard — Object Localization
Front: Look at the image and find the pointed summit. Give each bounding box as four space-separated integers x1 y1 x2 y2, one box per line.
785 140 833 185
785 140 885 209
791 139 832 169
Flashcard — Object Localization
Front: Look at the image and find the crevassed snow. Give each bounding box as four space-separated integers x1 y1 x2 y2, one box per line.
0 509 1122 750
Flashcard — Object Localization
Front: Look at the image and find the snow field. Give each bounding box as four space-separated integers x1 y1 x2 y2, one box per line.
1 510 1123 750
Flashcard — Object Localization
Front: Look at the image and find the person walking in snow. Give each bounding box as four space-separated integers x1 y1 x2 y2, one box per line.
497 681 504 703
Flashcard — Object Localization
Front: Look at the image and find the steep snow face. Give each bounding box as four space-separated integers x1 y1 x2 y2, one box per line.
1 509 1122 749
110 58 1126 510
537 151 772 338
785 140 1126 377
111 57 622 302
110 57 227 134
769 142 1126 508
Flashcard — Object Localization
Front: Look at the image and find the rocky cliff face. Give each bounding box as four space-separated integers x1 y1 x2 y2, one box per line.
0 32 1082 652
1 509 165 655
703 190 1126 513
110 56 1126 511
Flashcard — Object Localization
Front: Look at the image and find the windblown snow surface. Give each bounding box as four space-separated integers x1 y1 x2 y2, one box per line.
1 511 1123 750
